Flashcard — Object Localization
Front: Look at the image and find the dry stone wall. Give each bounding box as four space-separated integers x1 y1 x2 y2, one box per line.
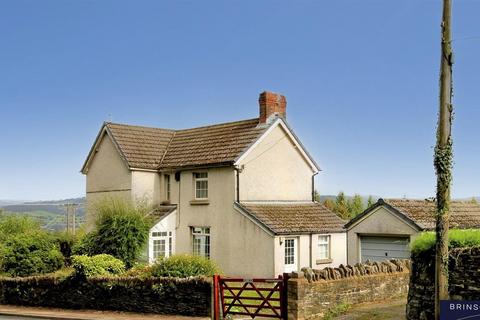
407 247 480 320
288 259 411 320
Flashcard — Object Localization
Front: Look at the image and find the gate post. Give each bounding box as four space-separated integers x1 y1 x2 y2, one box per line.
213 275 220 320
281 273 289 320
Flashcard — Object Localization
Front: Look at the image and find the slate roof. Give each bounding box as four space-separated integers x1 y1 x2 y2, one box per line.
345 198 480 230
237 202 346 235
90 118 267 171
384 199 480 230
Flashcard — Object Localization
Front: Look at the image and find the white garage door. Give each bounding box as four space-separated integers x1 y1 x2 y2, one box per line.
360 236 410 262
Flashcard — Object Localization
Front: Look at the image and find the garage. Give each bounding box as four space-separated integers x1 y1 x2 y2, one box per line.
360 236 410 262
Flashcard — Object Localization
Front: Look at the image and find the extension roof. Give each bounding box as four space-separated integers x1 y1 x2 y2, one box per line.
81 117 320 173
345 198 480 230
235 202 346 235
147 205 178 224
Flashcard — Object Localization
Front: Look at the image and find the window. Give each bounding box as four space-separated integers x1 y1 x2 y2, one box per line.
153 239 166 259
194 172 208 199
151 231 173 260
192 227 210 258
164 174 171 201
284 239 295 265
318 235 330 260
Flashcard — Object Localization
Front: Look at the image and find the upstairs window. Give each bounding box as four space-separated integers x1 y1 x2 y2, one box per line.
192 227 210 258
194 172 208 199
164 174 171 201
318 235 330 260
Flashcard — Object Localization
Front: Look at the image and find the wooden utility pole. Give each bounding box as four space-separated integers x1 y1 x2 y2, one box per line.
434 0 453 318
63 203 78 235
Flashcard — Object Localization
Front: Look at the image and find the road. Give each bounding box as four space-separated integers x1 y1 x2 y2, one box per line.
0 317 46 320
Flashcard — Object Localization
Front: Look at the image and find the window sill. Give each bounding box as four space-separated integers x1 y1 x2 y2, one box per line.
190 200 210 205
316 258 333 265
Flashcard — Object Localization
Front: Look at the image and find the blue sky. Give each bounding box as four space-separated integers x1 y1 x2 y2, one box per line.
0 0 478 201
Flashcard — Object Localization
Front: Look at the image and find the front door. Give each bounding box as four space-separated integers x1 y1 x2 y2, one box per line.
284 238 297 273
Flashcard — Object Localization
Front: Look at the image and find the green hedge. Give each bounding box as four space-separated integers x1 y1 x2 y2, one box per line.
0 275 211 316
411 229 480 254
0 216 64 277
72 254 125 277
151 255 221 278
1 231 64 277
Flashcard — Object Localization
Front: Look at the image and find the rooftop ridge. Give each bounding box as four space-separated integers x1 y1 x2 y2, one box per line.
384 198 478 204
174 117 260 132
106 117 260 133
106 122 174 131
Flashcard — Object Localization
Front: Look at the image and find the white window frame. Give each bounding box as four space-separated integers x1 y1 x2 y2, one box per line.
192 227 210 258
318 235 331 260
284 238 296 265
164 174 171 201
194 172 208 200
151 231 173 262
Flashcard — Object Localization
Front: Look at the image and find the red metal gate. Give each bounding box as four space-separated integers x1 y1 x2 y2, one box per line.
213 274 289 320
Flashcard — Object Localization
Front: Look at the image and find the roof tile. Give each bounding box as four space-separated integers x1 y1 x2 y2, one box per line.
239 202 346 234
384 199 480 230
105 118 266 170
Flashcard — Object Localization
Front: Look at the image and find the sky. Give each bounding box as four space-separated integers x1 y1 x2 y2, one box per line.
0 0 479 201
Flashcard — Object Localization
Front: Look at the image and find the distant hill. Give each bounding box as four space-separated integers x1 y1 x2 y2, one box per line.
0 200 27 206
0 197 86 232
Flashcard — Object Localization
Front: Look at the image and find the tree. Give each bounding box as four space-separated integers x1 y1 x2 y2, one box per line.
434 0 453 318
367 196 375 208
470 197 478 204
349 194 365 217
323 198 336 212
313 189 321 202
334 192 351 220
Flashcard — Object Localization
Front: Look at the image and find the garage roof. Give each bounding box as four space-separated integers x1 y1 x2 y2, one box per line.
345 198 480 230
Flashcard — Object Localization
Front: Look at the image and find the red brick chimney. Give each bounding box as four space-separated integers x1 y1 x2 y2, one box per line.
258 91 286 124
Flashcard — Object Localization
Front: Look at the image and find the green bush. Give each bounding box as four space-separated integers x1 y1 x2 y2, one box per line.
73 198 151 268
122 263 154 278
53 231 80 265
411 229 480 254
151 254 220 278
0 216 40 242
72 254 125 277
2 231 64 277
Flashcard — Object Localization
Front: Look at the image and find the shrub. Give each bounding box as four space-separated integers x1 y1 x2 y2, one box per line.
151 254 220 278
411 229 480 254
73 198 151 268
72 254 125 277
122 263 154 278
0 216 40 242
53 231 80 265
2 231 64 277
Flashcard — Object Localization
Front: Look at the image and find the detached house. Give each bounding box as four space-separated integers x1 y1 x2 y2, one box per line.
81 91 346 277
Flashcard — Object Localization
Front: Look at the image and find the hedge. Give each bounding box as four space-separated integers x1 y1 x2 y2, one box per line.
0 275 211 316
410 229 480 254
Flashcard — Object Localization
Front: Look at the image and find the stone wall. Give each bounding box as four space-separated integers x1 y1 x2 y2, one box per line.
288 259 411 320
407 247 480 320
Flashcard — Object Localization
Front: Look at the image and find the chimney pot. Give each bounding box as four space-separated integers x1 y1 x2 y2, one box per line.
258 91 286 124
